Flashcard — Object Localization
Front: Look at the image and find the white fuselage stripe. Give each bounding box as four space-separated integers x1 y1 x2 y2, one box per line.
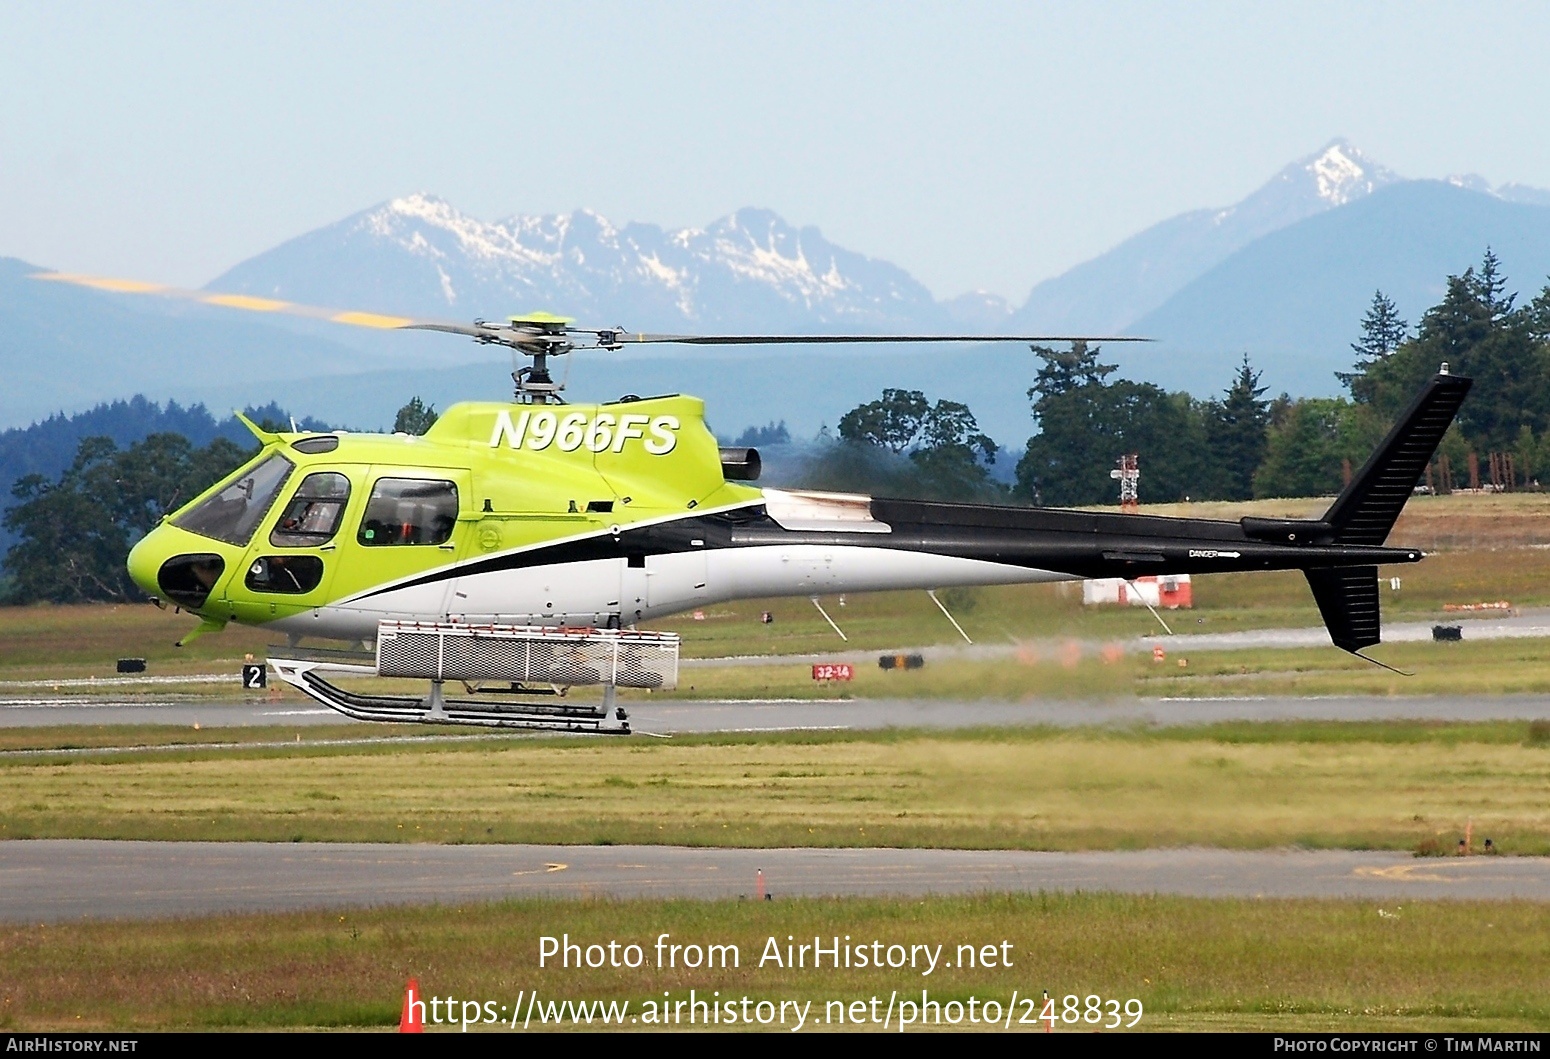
268 544 1068 641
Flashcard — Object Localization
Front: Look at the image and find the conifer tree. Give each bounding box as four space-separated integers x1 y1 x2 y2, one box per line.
1016 344 1212 506
393 397 439 436
1028 340 1116 396
1472 247 1515 320
1340 290 1407 404
1207 355 1271 500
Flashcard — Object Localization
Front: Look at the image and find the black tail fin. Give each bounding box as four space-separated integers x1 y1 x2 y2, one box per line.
1320 371 1472 545
1299 370 1470 656
1305 566 1380 652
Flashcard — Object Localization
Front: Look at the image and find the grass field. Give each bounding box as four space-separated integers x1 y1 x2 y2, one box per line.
1146 491 1550 553
5 722 1547 852
1 893 1545 1032
0 722 454 754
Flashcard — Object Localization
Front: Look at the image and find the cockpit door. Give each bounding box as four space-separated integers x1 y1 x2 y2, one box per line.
338 467 470 621
230 467 351 621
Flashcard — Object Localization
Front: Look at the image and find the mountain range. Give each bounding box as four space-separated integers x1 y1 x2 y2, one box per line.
211 199 949 333
5 139 1550 448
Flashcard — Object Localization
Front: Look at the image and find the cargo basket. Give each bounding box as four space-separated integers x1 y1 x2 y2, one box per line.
376 621 679 689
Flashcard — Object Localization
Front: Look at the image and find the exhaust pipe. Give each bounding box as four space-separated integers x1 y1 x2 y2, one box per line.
719 447 761 481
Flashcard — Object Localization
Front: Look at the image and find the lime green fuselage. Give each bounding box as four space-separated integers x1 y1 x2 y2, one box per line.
127 394 765 641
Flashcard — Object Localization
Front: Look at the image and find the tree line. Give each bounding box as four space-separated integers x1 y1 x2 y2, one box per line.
0 397 329 538
809 249 1550 507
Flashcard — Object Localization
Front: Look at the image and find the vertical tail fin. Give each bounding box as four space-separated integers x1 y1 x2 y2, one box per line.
1299 370 1470 656
1320 372 1472 545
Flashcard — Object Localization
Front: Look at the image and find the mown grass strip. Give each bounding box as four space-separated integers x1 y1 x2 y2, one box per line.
1 894 1546 1032
3 723 1547 852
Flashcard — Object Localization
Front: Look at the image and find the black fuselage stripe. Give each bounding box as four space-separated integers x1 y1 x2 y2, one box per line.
350 502 1419 604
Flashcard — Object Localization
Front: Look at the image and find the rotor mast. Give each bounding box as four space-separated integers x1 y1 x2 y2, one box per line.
471 315 634 402
509 315 568 404
493 313 581 403
415 312 589 403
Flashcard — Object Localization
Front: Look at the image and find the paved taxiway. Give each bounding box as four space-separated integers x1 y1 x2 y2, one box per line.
5 694 1550 732
3 841 1546 922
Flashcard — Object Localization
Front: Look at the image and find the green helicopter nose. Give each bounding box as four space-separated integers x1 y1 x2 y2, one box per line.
126 531 166 600
127 527 228 611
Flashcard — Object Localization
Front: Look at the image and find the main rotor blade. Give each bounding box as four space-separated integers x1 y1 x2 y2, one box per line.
400 320 496 338
33 272 1153 349
32 271 436 332
596 333 1152 345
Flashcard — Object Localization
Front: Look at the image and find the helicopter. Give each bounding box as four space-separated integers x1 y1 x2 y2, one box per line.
36 272 1472 733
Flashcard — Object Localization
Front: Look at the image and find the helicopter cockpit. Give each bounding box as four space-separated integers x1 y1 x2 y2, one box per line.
172 452 294 546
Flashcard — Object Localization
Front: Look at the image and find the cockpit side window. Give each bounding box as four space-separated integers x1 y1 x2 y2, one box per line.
172 454 295 547
357 478 459 546
270 472 352 548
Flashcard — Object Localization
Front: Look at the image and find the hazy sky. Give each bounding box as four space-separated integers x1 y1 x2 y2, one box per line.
4 1 1549 301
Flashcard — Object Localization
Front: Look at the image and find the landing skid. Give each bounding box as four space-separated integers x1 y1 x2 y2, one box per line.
268 657 631 734
267 622 679 736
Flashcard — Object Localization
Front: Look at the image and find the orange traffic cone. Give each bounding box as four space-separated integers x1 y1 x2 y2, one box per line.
400 978 425 1033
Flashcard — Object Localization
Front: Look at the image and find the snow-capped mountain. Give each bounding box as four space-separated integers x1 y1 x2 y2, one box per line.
1444 172 1550 208
207 139 1548 349
12 136 1550 443
1122 180 1550 399
1011 139 1402 333
210 196 949 332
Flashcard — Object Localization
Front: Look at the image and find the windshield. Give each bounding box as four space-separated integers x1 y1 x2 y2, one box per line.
173 453 295 546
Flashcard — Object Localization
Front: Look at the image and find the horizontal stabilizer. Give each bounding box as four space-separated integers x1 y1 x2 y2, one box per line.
1305 566 1380 653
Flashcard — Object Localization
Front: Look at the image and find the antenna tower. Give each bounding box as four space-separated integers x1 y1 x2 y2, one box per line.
1111 452 1139 513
